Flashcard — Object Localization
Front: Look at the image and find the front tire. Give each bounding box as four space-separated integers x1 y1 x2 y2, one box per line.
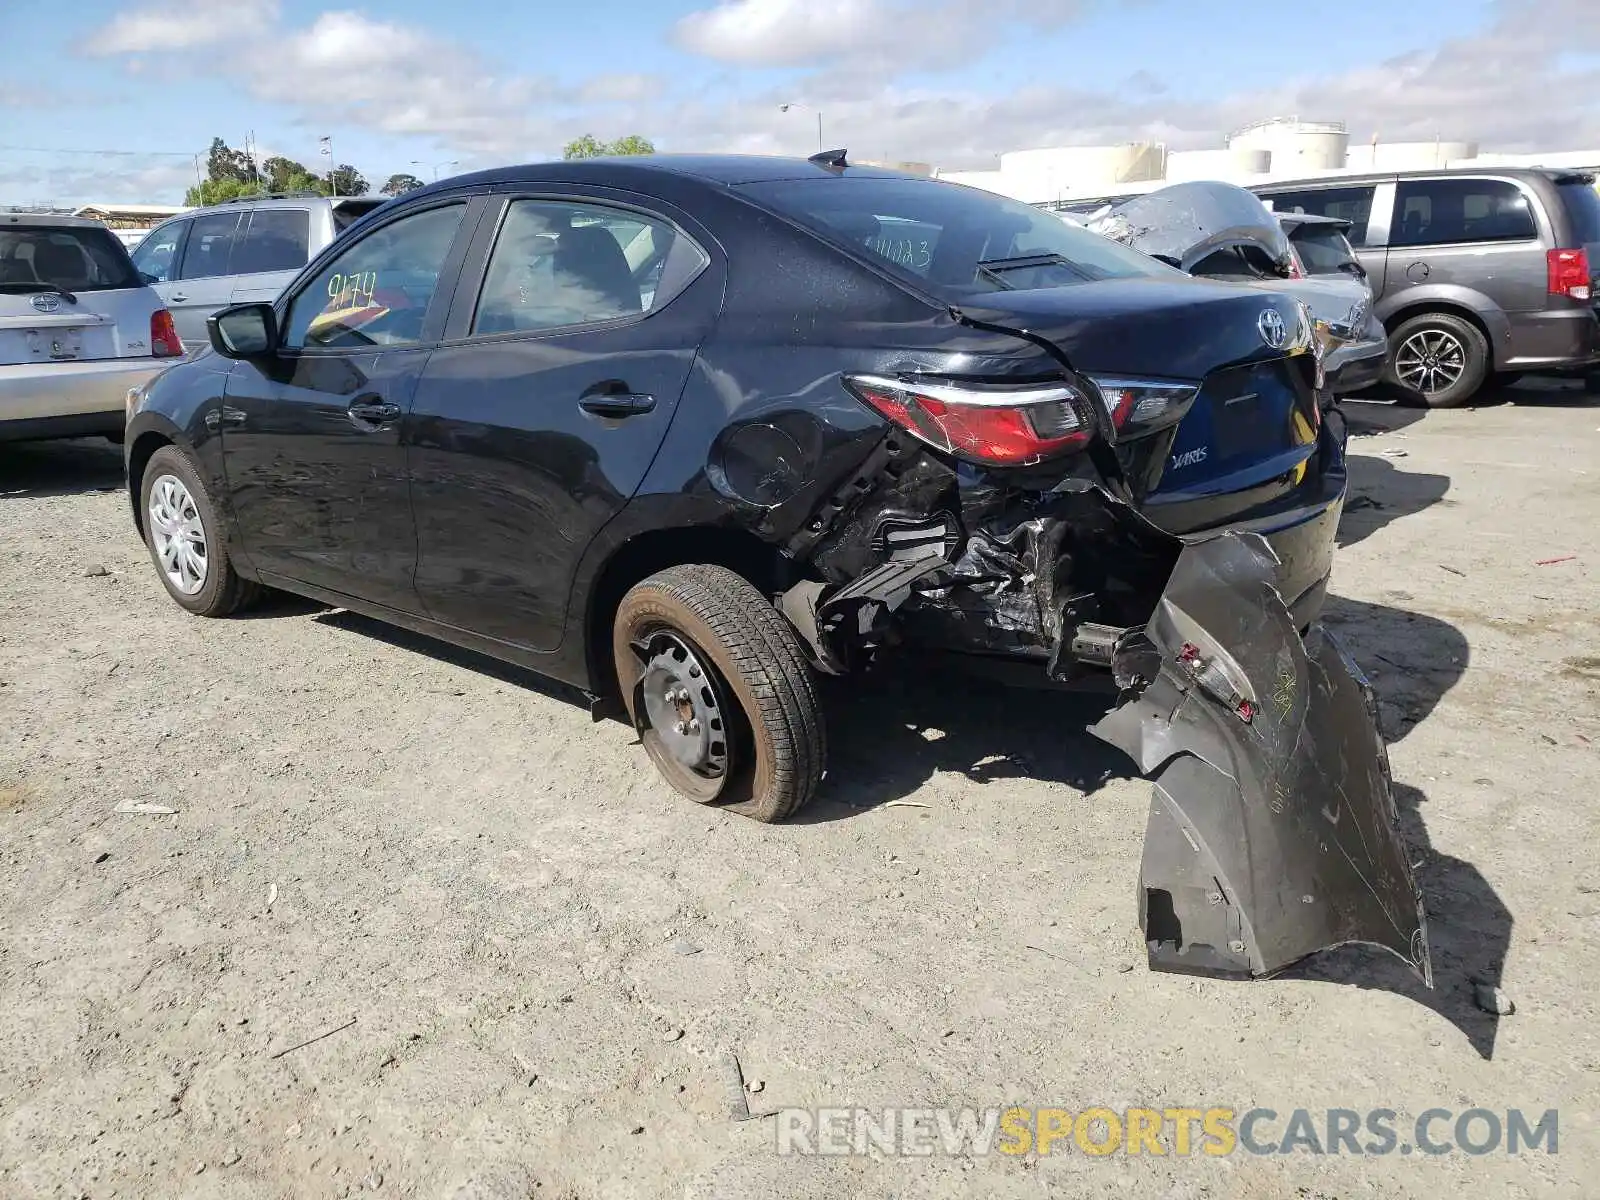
1386 313 1489 408
140 445 259 617
613 565 825 823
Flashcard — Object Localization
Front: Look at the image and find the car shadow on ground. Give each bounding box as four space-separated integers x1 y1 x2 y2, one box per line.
1337 453 1452 549
0 437 124 499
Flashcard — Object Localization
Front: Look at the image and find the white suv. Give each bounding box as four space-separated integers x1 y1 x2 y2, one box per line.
1 212 183 443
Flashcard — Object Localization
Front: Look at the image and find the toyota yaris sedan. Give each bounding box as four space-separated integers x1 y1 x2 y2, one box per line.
125 154 1427 984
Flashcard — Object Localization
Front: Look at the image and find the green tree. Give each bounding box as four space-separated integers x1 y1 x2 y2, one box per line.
183 177 258 207
205 136 254 185
606 134 655 156
562 134 608 160
328 164 369 195
261 155 323 194
380 172 425 196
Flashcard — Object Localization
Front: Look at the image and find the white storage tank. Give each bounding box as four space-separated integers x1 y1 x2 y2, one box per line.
1344 140 1477 172
1165 148 1272 184
1228 118 1349 173
994 143 1165 204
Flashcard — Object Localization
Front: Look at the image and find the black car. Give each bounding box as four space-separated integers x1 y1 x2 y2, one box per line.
125 154 1427 984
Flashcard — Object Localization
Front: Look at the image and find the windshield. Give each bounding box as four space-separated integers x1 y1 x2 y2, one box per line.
1288 225 1362 276
740 177 1177 296
1558 181 1600 245
0 224 141 292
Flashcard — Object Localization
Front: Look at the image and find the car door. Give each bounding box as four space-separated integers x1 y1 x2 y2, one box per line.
1388 176 1545 318
228 207 313 308
219 197 480 612
405 190 718 650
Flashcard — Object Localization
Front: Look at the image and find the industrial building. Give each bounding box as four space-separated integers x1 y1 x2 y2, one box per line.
936 117 1600 206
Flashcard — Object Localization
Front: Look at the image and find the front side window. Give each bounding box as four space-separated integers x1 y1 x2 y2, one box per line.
740 177 1176 297
1392 179 1536 247
131 221 188 283
179 211 242 280
232 209 311 274
472 199 704 335
281 203 465 350
0 225 142 292
1261 186 1376 245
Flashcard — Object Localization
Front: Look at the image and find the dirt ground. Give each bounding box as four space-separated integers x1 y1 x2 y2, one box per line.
2 385 1597 1199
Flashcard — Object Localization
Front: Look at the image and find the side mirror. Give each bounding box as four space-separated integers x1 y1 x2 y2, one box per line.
207 303 278 359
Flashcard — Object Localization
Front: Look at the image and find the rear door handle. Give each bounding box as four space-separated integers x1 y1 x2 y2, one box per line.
168 293 188 302
347 398 401 428
579 392 656 418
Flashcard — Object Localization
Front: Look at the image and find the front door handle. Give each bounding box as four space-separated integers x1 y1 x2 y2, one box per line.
348 398 401 429
168 292 188 302
579 392 656 418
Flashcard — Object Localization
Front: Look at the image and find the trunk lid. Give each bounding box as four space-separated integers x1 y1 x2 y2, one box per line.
0 289 160 366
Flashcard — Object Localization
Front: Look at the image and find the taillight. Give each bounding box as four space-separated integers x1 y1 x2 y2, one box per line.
1285 246 1306 279
1085 376 1199 438
845 374 1094 466
1547 248 1591 301
150 309 183 357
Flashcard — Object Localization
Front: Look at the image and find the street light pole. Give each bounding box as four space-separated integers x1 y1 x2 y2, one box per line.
779 104 824 151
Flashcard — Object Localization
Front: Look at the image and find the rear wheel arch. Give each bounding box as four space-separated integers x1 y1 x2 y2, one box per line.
584 526 796 702
1379 299 1495 347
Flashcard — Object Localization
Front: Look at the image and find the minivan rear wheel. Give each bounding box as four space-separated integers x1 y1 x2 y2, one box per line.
1387 313 1489 408
613 564 825 823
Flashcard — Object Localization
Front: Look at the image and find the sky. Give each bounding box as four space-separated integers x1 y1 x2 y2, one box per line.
2 0 1599 206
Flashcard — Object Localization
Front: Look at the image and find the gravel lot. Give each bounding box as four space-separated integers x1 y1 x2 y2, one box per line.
2 387 1597 1199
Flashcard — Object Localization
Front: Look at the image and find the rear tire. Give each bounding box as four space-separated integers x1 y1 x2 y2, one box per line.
1386 313 1489 408
140 445 260 617
613 564 825 823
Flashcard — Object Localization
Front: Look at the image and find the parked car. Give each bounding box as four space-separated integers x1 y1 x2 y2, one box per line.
0 212 183 442
130 192 387 351
1254 168 1600 406
1084 183 1388 397
125 154 1425 984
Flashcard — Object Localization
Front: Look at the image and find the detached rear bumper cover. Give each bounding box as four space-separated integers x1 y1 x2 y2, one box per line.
1090 533 1431 984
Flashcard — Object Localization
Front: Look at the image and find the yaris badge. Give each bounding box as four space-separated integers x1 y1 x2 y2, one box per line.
1257 307 1287 349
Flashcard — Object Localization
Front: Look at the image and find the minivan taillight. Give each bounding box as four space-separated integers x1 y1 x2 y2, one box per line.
151 309 183 357
1547 248 1592 301
845 374 1094 466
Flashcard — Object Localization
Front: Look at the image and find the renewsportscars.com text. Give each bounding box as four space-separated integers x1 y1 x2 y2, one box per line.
775 1106 1559 1158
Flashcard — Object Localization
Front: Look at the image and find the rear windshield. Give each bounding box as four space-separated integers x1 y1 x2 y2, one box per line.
1288 225 1362 276
332 199 387 233
0 224 141 292
1558 181 1600 245
740 177 1177 296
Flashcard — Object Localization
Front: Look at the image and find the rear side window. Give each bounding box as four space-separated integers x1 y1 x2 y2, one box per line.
1557 181 1600 244
1260 186 1376 245
132 221 187 283
1289 225 1363 276
333 200 387 233
232 209 311 274
741 176 1174 297
471 199 705 335
1391 179 1536 248
0 225 141 292
179 211 243 279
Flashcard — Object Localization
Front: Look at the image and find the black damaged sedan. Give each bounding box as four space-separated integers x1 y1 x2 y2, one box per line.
125 154 1428 984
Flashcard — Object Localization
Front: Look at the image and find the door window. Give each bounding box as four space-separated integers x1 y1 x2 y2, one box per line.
471 199 705 335
232 209 311 274
131 221 188 283
281 203 465 350
179 211 243 279
1260 186 1376 245
1391 179 1536 247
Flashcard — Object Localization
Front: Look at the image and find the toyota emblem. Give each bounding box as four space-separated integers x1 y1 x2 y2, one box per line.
29 294 60 313
1257 307 1287 349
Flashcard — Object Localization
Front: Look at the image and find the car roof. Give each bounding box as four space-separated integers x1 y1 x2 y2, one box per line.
186 193 382 216
1 212 112 231
1257 166 1596 189
401 153 919 200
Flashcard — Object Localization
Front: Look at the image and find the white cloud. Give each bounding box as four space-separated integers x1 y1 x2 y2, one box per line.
83 0 279 55
673 0 895 67
0 158 198 206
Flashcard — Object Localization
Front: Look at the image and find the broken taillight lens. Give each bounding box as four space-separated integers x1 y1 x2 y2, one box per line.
844 374 1094 466
1085 376 1199 438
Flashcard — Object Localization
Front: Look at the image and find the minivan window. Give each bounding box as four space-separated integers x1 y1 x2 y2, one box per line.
741 177 1177 296
1260 186 1375 246
131 221 187 283
1557 181 1600 245
179 211 243 280
282 203 465 350
0 225 142 292
232 209 311 274
1391 179 1536 248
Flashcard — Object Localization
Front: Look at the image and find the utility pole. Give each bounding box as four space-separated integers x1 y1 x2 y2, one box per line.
321 136 336 196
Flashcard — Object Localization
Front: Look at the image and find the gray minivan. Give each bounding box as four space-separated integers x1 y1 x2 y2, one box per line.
1255 168 1600 405
130 193 386 350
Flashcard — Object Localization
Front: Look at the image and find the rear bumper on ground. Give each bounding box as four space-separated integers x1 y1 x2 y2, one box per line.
0 357 169 431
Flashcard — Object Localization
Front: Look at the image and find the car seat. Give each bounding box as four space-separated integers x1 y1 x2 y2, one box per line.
552 225 639 318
